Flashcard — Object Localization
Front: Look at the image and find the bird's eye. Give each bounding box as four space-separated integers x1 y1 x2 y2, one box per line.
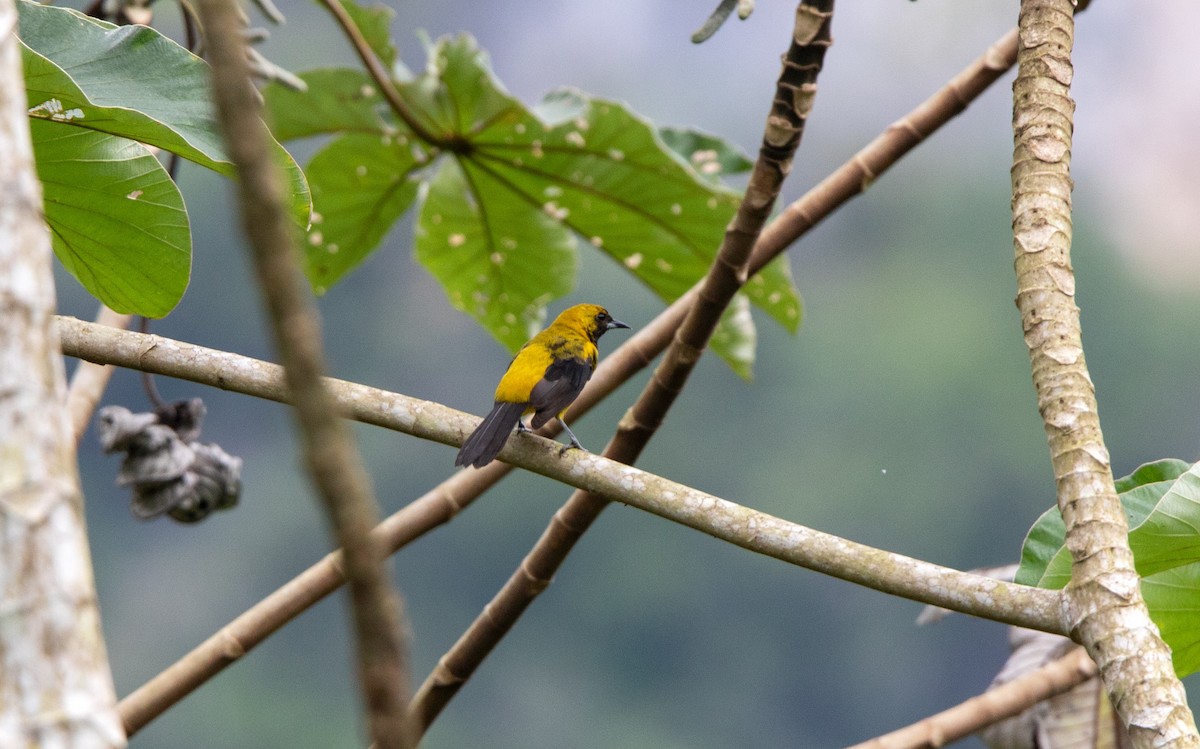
596 312 608 323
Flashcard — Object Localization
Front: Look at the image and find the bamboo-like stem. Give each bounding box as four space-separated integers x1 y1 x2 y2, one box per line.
194 1 412 747
845 647 1095 749
1009 1 1197 746
115 481 462 736
70 17 1030 735
64 304 132 444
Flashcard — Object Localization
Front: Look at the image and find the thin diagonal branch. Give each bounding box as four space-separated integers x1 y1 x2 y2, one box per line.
846 647 1095 749
1010 1 1197 747
193 1 412 747
65 17 1030 734
407 1 838 731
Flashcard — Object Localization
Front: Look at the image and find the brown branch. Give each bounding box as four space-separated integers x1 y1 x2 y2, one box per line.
406 1 838 732
315 0 447 148
1010 1 1197 747
65 304 132 444
846 647 1095 749
64 15 1032 735
0 0 123 743
193 2 412 747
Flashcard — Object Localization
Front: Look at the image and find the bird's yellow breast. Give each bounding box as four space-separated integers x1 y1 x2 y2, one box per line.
493 323 598 404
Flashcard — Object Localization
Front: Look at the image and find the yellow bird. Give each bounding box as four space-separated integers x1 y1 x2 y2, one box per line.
455 304 630 468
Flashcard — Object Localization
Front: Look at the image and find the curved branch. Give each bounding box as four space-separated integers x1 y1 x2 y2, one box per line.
1010 1 1197 746
847 647 1095 749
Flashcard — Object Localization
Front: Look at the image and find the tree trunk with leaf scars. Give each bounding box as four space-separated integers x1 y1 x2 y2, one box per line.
1010 1 1199 746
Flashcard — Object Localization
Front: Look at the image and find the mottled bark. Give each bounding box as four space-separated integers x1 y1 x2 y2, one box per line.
0 1 124 745
1010 1 1198 746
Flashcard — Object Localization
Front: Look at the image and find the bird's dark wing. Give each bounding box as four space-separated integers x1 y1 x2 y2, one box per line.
528 356 592 429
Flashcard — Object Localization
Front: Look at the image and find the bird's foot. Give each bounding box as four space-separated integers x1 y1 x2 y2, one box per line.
558 440 585 458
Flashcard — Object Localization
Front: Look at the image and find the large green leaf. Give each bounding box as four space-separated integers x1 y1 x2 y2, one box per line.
711 296 756 380
20 2 223 167
18 0 310 224
1143 562 1200 677
264 68 393 142
659 126 755 184
32 120 189 316
657 126 800 333
305 133 426 293
1015 459 1200 675
416 157 576 348
468 89 739 303
1017 458 1196 587
267 27 802 371
336 0 397 69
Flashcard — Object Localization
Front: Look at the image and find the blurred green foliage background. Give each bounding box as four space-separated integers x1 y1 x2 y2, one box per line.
56 1 1200 746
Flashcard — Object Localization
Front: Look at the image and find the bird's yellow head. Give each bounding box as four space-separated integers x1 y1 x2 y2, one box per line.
551 304 631 343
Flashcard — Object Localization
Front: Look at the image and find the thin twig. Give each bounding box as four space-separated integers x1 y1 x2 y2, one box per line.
315 0 446 148
407 1 837 731
691 0 738 43
65 304 132 444
1010 1 1196 746
138 317 168 411
74 17 1030 735
844 647 1095 749
192 1 412 747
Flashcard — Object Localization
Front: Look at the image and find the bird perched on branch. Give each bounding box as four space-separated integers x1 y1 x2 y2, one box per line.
455 304 630 469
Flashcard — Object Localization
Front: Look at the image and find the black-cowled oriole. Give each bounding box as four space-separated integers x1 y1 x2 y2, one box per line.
455 304 630 468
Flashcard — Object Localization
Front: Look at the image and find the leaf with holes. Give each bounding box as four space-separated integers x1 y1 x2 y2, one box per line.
410 40 801 362
304 133 427 292
416 157 576 349
659 126 755 184
267 27 802 373
265 68 393 141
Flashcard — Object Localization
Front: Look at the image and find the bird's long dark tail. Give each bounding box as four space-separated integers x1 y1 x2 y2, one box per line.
455 402 526 468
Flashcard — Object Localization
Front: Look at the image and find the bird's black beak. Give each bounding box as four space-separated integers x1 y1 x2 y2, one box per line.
607 319 630 331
